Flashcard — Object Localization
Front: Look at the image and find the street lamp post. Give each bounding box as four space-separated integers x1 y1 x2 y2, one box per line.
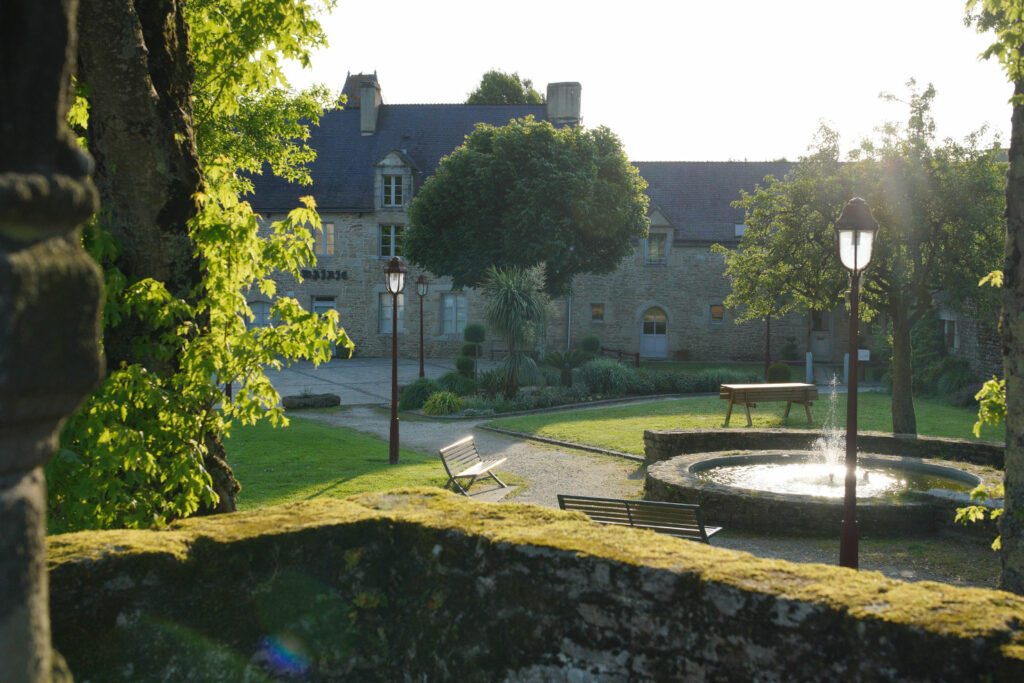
834 197 879 569
416 274 429 378
385 256 407 465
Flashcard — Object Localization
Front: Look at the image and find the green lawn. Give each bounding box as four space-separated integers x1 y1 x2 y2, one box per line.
487 392 1002 456
224 417 448 510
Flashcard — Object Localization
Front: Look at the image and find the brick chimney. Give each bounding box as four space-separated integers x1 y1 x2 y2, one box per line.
341 72 383 135
546 82 581 126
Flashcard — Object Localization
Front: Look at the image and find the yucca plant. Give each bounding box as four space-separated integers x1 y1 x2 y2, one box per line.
482 266 549 397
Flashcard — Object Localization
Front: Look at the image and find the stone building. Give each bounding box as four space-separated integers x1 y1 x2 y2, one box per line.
257 73 1009 370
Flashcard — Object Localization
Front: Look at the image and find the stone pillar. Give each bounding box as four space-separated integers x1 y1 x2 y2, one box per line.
0 1 102 680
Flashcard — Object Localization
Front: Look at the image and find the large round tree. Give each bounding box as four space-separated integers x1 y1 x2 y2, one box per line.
406 116 649 296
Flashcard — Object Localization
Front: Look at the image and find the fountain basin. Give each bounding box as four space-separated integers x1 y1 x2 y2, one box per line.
646 450 1001 536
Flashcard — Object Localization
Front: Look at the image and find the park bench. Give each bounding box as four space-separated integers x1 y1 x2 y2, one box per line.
557 494 721 543
439 435 507 495
720 382 819 427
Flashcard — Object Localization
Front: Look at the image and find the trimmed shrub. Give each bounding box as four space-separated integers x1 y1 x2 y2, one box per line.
578 359 633 396
422 391 464 416
463 322 486 344
579 333 601 354
398 377 440 411
766 362 792 383
437 370 477 396
936 357 974 402
455 355 476 377
459 342 479 358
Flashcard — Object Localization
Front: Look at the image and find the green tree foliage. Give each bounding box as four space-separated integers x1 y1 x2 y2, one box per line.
406 117 649 296
466 69 544 104
482 266 549 396
187 0 339 191
717 84 1004 435
49 0 350 532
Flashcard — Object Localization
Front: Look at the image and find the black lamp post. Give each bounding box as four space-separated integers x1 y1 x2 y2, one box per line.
834 197 879 569
416 274 429 378
385 256 407 465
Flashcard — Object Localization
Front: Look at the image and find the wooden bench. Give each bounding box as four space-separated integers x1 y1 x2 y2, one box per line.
557 494 721 543
439 435 507 495
720 382 819 427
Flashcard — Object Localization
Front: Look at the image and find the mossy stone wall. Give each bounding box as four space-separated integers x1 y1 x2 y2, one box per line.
48 490 1024 681
644 428 1005 467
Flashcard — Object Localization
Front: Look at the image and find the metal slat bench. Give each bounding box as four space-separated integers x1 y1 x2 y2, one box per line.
439 435 507 495
557 494 721 543
719 382 819 427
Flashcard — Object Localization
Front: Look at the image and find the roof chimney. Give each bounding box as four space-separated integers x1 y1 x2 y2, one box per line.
360 76 382 135
546 82 581 126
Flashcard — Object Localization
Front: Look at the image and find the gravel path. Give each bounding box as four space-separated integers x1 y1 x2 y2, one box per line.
298 405 999 589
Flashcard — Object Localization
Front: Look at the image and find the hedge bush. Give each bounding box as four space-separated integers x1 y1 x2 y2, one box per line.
580 333 601 354
398 377 440 411
766 362 792 383
422 391 464 416
437 370 477 396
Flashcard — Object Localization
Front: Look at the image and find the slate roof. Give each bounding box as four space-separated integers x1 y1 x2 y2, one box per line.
248 103 795 246
248 103 547 212
635 161 794 245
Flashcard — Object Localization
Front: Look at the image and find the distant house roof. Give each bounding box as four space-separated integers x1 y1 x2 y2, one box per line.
248 103 547 212
634 161 794 245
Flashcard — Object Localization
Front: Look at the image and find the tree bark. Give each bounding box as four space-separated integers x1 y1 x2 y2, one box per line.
889 300 918 435
763 310 772 379
1001 77 1024 594
76 0 237 513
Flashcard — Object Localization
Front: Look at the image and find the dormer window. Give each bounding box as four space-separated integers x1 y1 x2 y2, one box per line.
645 233 667 265
383 175 403 207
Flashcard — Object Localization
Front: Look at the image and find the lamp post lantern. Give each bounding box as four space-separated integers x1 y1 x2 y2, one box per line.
834 197 879 569
416 274 429 378
385 256 407 465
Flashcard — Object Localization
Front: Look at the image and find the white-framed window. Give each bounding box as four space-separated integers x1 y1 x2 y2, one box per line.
312 296 335 316
591 303 605 323
315 222 335 256
379 292 405 334
645 233 667 264
380 224 404 258
248 301 271 329
441 293 467 335
382 175 403 207
710 304 725 325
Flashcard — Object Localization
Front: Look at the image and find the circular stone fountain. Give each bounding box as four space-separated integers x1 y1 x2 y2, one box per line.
646 448 1001 535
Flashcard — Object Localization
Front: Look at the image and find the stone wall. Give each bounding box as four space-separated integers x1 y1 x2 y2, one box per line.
643 428 1005 468
48 490 1024 681
256 209 832 362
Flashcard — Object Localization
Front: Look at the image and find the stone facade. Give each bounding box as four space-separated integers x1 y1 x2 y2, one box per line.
48 491 1024 680
250 76 857 365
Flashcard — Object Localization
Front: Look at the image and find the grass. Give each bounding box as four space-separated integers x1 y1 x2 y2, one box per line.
224 417 448 510
487 392 1002 456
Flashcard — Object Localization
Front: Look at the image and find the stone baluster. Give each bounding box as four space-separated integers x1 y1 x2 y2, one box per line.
0 1 103 680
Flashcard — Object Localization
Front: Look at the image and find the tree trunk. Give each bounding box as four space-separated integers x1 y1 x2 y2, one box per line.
889 301 917 435
77 0 202 372
76 0 238 512
1000 77 1024 594
763 311 772 379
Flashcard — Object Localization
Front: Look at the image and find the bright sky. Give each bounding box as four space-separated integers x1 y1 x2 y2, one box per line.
283 0 1012 162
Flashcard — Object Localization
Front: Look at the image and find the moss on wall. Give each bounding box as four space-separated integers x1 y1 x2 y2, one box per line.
49 489 1024 681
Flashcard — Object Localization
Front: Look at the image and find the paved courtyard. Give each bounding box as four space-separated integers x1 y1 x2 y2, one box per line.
265 355 500 405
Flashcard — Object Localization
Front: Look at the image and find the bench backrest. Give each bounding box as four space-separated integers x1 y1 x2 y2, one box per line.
557 494 710 543
439 435 480 475
721 385 818 402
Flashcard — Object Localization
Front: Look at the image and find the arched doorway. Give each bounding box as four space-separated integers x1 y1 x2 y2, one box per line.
640 306 668 358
